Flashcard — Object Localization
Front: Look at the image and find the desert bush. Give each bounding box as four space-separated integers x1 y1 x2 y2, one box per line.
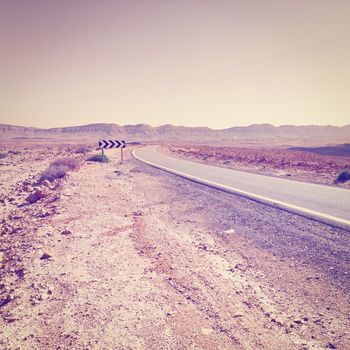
335 170 350 183
75 146 90 154
39 157 80 183
50 157 80 169
0 153 7 159
86 153 109 163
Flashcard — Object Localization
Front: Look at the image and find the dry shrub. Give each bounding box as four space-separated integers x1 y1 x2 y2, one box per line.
39 157 80 183
335 170 350 184
75 146 91 154
86 153 109 163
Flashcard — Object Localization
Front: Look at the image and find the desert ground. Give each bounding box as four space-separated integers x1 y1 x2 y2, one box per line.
1 142 350 349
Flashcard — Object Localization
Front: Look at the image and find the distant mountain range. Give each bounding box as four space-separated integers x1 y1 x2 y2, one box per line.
1 123 349 145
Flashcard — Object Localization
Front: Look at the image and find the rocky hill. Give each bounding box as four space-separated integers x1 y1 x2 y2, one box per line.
0 123 349 145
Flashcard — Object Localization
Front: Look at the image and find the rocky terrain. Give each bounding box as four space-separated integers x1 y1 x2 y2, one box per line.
1 143 349 349
1 123 350 145
164 145 350 187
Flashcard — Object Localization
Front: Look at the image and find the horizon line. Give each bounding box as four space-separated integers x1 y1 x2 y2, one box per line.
1 122 350 130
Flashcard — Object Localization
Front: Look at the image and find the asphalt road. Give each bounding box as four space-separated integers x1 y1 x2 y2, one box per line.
133 147 350 229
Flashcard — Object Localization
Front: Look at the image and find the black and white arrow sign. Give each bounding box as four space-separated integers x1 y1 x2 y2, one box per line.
98 140 126 149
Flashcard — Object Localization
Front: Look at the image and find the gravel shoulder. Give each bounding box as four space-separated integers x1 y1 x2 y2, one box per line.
0 145 349 349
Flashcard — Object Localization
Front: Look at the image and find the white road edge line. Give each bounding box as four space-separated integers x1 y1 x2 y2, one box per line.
132 148 350 231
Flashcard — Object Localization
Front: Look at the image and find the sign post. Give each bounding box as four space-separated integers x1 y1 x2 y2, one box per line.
98 139 126 165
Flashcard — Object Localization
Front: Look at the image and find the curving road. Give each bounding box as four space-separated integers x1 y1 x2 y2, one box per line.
133 147 350 230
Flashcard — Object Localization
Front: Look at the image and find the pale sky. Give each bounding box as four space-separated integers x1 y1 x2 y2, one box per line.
0 0 349 129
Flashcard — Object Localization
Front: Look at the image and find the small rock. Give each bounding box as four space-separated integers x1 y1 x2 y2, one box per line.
26 189 48 204
49 194 60 202
224 229 235 234
40 179 51 188
61 228 72 235
0 294 14 307
40 253 52 260
36 209 51 218
201 327 214 336
40 293 49 300
327 343 337 349
15 268 25 279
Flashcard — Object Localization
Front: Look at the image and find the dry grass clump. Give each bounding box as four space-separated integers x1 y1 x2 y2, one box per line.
75 146 91 154
39 157 80 183
86 153 109 163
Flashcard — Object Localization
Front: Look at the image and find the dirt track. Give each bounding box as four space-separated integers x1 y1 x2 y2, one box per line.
1 146 349 349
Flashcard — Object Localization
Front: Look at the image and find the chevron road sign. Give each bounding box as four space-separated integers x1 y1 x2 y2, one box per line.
98 139 126 165
98 140 126 149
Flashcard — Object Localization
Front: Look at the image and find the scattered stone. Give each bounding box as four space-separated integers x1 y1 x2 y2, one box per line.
49 194 60 202
1 224 12 235
224 229 235 234
40 179 51 188
327 343 337 349
4 318 16 323
198 243 208 251
40 253 52 260
30 296 40 305
26 189 48 204
15 268 25 279
61 227 72 235
36 209 51 218
0 294 14 307
40 292 49 300
201 327 214 335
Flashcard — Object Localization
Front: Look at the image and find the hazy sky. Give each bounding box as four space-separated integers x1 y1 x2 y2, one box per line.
0 0 349 129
